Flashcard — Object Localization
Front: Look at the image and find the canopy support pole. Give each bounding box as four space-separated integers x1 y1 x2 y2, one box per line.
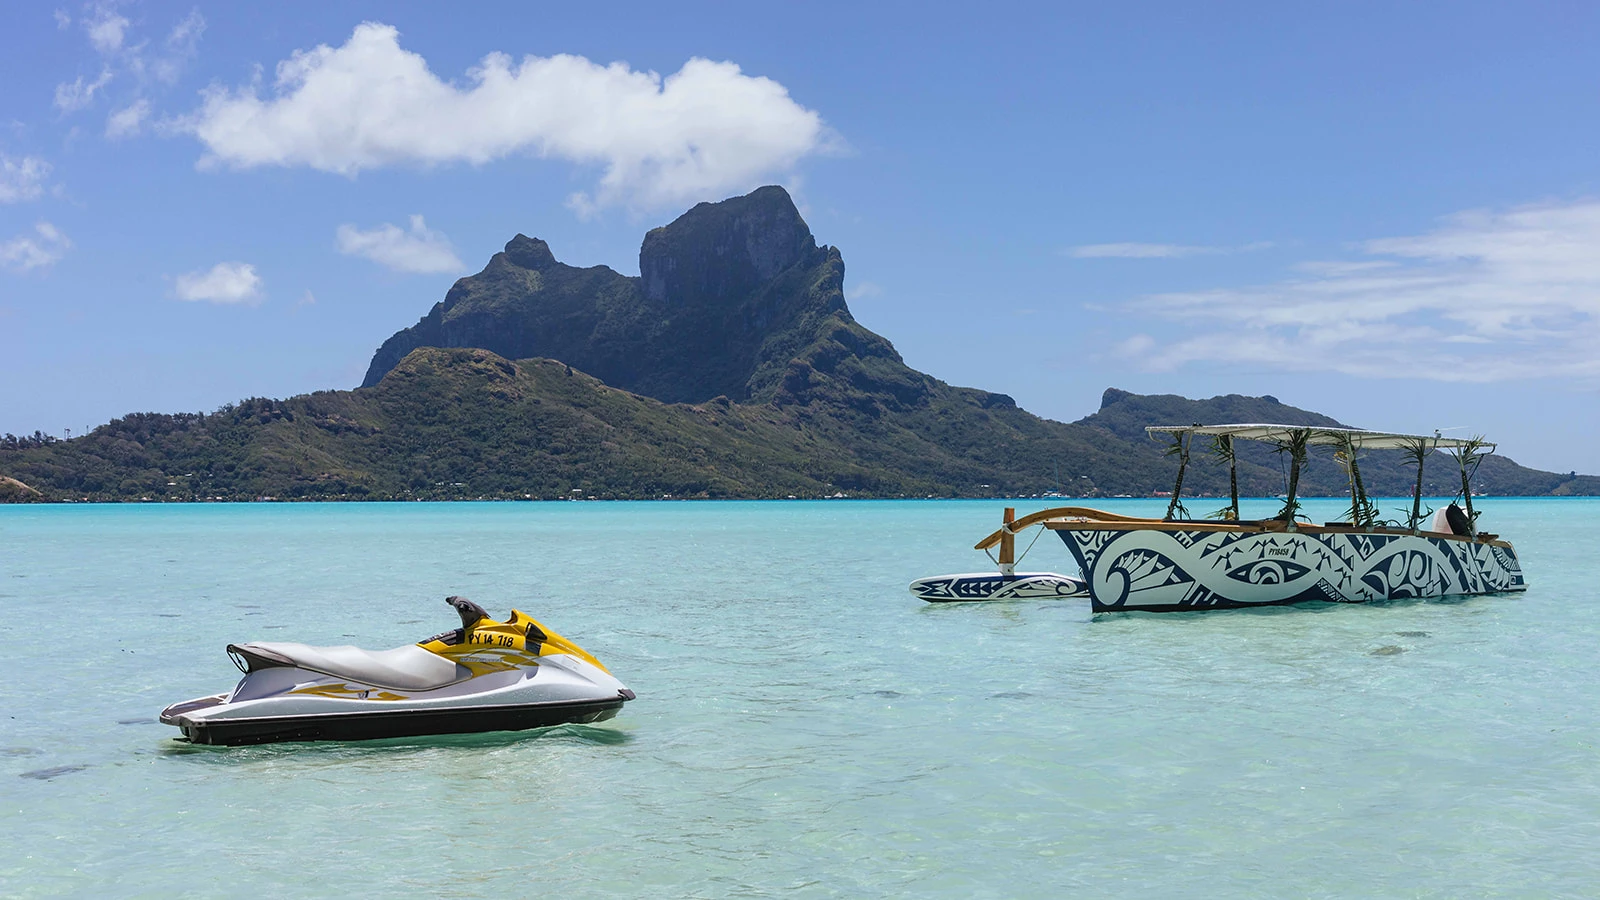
1284 456 1302 531
1459 461 1477 538
1348 446 1372 527
1165 434 1191 521
1446 435 1489 538
1410 445 1427 534
1276 428 1309 531
1348 464 1359 524
1228 453 1239 521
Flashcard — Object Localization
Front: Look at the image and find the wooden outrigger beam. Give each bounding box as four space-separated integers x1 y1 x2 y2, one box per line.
975 506 1158 551
998 507 1015 574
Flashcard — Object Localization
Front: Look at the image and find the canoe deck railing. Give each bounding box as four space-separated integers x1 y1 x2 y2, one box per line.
974 506 1510 552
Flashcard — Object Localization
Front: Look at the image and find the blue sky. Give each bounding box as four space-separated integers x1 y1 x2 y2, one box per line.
4 2 1599 473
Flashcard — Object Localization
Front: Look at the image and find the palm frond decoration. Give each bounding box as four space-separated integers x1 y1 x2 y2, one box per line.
1272 428 1311 525
1208 434 1239 520
1331 431 1380 528
1395 435 1435 532
1404 501 1436 531
1162 431 1191 520
1446 434 1491 534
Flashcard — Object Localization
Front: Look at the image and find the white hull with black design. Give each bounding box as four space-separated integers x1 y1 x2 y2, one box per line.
161 597 634 745
960 423 1528 614
1050 517 1523 612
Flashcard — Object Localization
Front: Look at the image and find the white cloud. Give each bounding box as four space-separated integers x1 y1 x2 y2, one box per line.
182 22 835 214
845 281 882 301
1067 241 1272 259
55 7 205 119
336 214 464 274
105 98 149 138
0 222 71 271
54 9 72 29
174 261 263 303
54 68 113 112
144 9 205 86
1070 242 1216 259
1114 199 1600 383
84 3 129 54
0 155 51 203
1291 260 1396 277
1116 333 1156 357
165 9 204 52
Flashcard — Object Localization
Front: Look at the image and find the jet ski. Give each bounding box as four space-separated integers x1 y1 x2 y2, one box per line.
161 596 634 746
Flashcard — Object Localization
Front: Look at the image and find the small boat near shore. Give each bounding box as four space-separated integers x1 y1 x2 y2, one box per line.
909 570 1088 602
161 597 634 745
916 423 1527 613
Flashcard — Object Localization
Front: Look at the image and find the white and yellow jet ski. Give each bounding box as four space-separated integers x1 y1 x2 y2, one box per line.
161 597 634 745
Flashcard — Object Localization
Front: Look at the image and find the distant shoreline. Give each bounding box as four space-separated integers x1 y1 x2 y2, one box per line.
4 494 1587 506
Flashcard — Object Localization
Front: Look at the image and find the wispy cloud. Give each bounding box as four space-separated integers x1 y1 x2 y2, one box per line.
54 68 113 112
1 222 71 271
149 9 205 85
1290 260 1396 277
336 215 464 274
180 22 837 216
83 2 129 55
1112 199 1600 383
0 155 51 203
52 3 125 112
845 280 882 301
1066 241 1272 259
53 5 205 118
174 261 262 304
105 98 149 138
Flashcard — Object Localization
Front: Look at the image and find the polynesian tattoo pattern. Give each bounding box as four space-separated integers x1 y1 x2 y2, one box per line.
1057 528 1524 612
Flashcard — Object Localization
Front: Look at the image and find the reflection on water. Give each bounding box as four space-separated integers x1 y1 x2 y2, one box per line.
19 765 88 781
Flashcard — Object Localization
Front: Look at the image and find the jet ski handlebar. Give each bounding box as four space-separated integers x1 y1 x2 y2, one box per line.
446 595 489 629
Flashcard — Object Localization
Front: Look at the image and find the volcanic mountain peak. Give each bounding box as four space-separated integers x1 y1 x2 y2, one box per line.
639 185 818 305
360 185 885 407
502 234 559 270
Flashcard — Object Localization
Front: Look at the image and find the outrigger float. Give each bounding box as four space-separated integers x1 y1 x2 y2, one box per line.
911 423 1526 612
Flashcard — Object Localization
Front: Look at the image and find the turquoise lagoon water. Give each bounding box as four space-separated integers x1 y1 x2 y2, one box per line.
3 497 1599 897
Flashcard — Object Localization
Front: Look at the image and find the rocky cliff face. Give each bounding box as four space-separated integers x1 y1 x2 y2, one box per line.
361 185 895 406
360 238 640 392
639 185 817 305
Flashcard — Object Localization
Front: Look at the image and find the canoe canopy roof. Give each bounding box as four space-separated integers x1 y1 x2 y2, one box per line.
1145 423 1494 453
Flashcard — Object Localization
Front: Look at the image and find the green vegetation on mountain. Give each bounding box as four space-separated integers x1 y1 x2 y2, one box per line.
0 475 42 502
4 187 1596 503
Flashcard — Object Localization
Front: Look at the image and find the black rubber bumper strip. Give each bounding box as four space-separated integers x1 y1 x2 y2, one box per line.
181 696 629 746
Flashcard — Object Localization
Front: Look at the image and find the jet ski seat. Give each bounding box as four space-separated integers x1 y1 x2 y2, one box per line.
227 642 472 692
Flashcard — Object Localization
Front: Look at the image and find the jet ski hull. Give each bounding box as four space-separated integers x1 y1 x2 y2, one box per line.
166 693 631 746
